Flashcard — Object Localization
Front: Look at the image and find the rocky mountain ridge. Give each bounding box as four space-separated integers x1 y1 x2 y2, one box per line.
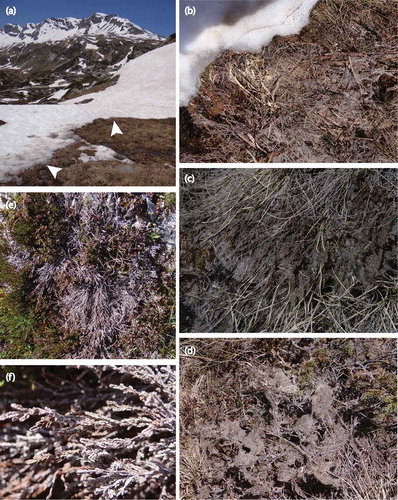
0 13 166 104
0 12 162 46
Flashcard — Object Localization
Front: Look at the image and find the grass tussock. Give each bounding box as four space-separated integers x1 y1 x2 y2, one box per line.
180 0 397 163
180 168 397 333
180 338 397 499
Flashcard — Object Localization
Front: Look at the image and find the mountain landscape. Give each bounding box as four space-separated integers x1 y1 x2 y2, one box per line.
0 13 164 104
0 13 176 185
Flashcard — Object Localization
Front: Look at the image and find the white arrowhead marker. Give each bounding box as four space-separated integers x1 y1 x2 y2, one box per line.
47 166 62 179
111 121 123 137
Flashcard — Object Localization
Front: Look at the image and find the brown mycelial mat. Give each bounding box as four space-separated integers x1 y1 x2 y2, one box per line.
180 168 397 333
180 338 397 499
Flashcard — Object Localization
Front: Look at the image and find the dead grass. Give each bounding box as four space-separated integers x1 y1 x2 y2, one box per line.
180 0 397 163
180 338 397 499
180 168 397 333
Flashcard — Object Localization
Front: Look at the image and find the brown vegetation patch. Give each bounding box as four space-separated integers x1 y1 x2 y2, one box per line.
180 168 397 333
15 117 176 186
75 116 176 167
56 160 174 186
180 338 397 499
180 0 397 163
67 75 120 101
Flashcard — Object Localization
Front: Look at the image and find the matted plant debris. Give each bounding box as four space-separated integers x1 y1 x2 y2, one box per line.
180 168 397 333
180 338 397 499
180 0 397 163
0 193 175 358
0 365 176 499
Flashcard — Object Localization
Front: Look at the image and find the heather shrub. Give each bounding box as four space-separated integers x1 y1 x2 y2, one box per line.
0 193 175 358
0 365 176 499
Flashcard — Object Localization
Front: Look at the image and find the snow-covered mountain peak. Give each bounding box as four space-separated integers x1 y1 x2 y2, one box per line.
0 13 163 47
2 23 22 35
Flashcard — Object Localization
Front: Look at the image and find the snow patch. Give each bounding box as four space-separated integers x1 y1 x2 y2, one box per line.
49 79 67 88
0 43 175 181
50 88 69 100
79 144 133 163
78 58 88 69
0 62 22 70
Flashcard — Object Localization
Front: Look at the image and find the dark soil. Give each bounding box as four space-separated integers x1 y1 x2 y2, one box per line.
180 168 398 333
180 338 397 500
180 0 397 163
14 117 176 186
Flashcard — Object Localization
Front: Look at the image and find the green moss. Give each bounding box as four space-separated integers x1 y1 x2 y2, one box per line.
313 348 330 366
164 192 176 208
343 341 355 358
5 194 70 265
299 360 318 386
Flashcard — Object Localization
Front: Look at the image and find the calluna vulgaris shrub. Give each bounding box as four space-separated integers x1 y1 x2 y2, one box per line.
0 365 176 499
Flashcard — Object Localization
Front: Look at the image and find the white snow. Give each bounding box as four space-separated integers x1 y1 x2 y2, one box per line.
78 144 133 163
85 42 98 50
0 43 175 181
115 47 135 68
78 58 88 69
49 79 67 88
180 0 319 105
50 88 69 100
0 62 22 70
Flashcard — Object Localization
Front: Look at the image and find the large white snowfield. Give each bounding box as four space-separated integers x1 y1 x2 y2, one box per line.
0 42 175 182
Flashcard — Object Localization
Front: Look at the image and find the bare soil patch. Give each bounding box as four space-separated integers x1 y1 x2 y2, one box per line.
180 0 397 163
180 338 397 499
